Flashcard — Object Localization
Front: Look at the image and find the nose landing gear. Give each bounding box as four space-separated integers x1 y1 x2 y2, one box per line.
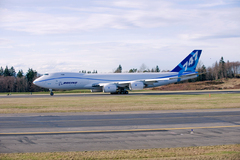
49 89 54 96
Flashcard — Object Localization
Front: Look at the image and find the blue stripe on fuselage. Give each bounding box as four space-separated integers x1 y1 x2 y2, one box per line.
37 72 197 83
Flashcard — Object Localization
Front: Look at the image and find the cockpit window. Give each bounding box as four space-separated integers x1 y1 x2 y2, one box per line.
44 73 49 76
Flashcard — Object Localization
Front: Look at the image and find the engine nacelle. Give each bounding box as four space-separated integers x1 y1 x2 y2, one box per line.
103 84 117 93
129 81 144 90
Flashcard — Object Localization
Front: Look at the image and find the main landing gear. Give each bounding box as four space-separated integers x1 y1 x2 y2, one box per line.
49 89 54 96
111 89 129 94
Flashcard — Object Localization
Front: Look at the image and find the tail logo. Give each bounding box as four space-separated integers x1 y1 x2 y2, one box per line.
183 51 199 71
171 50 202 73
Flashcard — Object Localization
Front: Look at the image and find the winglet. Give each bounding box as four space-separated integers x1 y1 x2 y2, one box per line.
171 50 202 72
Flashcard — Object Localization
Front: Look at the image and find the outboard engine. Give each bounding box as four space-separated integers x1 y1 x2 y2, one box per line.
129 81 144 90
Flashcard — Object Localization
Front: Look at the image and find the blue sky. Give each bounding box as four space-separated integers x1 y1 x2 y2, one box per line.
0 0 240 74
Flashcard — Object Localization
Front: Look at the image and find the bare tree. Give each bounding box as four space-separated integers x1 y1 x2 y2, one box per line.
138 64 148 72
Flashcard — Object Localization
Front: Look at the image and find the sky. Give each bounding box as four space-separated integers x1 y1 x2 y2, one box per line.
0 0 240 74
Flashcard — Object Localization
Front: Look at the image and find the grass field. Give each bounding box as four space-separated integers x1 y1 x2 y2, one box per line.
0 144 239 160
0 93 240 113
1 93 240 159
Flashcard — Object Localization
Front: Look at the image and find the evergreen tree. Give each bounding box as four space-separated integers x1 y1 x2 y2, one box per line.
9 66 16 77
155 65 160 72
3 66 11 76
17 70 24 78
0 66 3 76
114 64 122 73
26 68 37 83
129 68 137 73
26 68 38 92
92 70 98 74
219 57 226 79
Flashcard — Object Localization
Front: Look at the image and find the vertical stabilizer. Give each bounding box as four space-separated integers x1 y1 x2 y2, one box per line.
171 50 202 72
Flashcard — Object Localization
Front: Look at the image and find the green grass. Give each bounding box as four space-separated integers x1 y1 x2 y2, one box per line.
0 93 240 113
0 144 239 160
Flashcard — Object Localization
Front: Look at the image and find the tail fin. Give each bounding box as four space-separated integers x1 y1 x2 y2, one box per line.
171 50 202 72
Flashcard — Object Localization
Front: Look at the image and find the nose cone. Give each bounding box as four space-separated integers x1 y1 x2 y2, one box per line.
33 79 39 85
33 78 42 87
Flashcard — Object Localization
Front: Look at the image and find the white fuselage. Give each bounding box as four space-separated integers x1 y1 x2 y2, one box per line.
33 72 196 90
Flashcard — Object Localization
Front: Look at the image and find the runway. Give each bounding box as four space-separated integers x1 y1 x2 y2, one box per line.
1 89 240 98
1 109 240 153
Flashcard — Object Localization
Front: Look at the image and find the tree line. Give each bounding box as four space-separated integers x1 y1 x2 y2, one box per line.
0 67 44 92
114 64 160 73
0 57 240 92
196 57 240 81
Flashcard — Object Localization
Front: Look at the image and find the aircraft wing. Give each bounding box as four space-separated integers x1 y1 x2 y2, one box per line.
93 72 199 88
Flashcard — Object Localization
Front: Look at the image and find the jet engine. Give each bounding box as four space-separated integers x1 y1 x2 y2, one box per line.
129 81 144 90
103 84 117 93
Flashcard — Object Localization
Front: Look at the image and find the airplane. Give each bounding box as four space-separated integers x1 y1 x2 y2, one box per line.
33 50 202 96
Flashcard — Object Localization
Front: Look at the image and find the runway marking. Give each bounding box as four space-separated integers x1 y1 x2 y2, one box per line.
1 125 240 135
1 114 239 123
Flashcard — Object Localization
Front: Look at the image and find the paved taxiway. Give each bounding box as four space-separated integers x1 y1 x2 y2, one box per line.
1 90 240 98
1 109 240 153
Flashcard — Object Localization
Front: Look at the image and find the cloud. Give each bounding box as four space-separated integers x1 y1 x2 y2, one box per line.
0 0 240 73
0 38 14 48
1 1 240 35
198 0 227 8
4 1 238 34
0 1 238 37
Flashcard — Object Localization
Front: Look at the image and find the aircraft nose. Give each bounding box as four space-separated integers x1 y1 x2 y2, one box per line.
33 79 37 84
33 79 40 85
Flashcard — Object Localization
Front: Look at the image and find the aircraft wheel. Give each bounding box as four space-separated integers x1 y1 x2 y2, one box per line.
50 92 54 96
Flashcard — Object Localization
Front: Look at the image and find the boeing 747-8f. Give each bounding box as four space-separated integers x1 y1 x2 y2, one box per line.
33 50 202 95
